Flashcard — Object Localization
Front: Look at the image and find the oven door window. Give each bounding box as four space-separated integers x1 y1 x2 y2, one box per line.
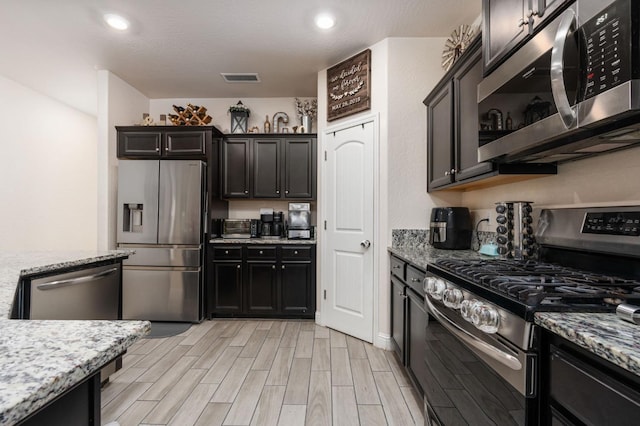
424 312 529 426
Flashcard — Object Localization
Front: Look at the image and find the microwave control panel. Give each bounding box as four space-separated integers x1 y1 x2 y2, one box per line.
582 0 632 100
582 211 640 236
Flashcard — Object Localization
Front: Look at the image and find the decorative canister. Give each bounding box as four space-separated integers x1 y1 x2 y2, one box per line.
301 115 312 133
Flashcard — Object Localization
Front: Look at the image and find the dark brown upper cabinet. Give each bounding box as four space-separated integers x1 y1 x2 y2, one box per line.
424 36 556 192
117 126 219 160
483 0 571 75
222 134 316 200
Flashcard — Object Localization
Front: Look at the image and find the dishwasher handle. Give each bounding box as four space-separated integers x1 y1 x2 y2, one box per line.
36 267 119 290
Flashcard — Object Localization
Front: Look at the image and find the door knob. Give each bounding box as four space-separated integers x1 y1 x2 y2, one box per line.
360 240 371 249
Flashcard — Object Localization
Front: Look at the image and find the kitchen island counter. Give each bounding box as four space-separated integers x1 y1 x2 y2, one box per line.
535 312 640 377
0 319 149 426
0 250 132 319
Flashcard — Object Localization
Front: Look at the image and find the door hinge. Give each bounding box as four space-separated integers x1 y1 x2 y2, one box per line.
324 220 327 230
324 289 326 300
324 150 327 161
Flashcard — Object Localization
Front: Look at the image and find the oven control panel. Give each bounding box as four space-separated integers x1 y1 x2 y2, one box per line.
582 211 640 236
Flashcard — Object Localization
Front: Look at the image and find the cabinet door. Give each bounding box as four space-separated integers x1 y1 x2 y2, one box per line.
164 130 208 158
246 262 278 313
253 138 281 198
454 47 494 182
210 262 243 313
390 276 406 363
406 289 428 395
483 0 528 75
531 0 570 32
281 262 313 315
117 131 162 158
283 138 315 199
426 82 454 191
222 138 251 198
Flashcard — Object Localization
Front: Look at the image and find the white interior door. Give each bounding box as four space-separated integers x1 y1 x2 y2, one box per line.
323 120 375 343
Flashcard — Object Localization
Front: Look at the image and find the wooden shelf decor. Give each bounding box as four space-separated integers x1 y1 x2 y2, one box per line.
168 103 213 126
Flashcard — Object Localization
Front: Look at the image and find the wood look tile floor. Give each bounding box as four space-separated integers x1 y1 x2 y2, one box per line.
101 320 424 426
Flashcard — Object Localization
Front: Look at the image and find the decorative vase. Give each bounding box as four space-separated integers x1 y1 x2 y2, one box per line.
301 115 312 133
230 111 248 133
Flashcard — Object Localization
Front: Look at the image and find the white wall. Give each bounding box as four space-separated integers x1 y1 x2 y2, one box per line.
387 37 462 231
97 71 150 250
149 98 315 134
0 74 98 250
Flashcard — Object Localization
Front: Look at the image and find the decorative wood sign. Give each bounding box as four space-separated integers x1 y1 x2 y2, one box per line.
327 49 371 121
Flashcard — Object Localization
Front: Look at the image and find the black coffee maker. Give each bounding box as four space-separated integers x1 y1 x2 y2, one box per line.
273 211 284 238
429 207 472 249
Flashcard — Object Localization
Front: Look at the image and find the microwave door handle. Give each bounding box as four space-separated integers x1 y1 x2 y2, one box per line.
425 295 523 371
550 7 577 129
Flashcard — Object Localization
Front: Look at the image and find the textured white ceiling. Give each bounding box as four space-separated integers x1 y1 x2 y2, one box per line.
0 0 481 115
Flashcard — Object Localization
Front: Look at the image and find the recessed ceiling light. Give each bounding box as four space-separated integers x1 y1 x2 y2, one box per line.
315 13 335 30
104 13 130 31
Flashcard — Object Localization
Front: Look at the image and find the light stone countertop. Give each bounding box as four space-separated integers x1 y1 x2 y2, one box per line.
388 245 486 271
535 312 640 377
0 319 149 426
0 250 132 319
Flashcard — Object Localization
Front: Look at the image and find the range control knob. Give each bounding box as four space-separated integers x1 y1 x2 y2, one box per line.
443 288 464 309
472 304 500 334
460 299 481 322
425 277 446 300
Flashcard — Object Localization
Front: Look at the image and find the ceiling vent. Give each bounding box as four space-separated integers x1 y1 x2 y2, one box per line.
221 73 260 83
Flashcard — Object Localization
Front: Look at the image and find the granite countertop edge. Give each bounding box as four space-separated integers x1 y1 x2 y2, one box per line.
535 312 640 377
1 250 133 320
0 319 150 426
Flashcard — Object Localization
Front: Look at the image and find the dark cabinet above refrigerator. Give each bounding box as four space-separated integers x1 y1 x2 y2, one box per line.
116 125 223 160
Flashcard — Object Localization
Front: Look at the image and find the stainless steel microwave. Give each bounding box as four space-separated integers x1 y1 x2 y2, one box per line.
478 0 640 163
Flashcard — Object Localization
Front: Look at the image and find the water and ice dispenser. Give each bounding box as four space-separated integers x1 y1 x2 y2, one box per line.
123 203 143 233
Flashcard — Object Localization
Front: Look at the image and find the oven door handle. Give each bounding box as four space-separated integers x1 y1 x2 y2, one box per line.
425 296 523 371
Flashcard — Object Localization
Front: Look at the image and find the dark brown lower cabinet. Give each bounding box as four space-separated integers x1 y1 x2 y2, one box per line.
389 254 427 396
208 244 315 318
210 262 243 313
246 262 278 314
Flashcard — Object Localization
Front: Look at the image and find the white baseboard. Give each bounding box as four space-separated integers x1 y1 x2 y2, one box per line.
374 332 392 350
315 311 323 325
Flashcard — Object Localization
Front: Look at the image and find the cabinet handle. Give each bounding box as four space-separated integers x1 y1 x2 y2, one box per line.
155 147 160 152
236 264 241 269
285 190 289 194
411 278 420 283
244 190 249 194
398 291 404 296
272 265 276 270
276 190 280 194
450 168 457 175
165 146 169 151
225 250 229 254
282 265 285 269
444 171 450 176
518 18 528 28
259 250 264 255
294 250 298 255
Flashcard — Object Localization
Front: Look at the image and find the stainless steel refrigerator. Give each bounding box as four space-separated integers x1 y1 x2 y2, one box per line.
117 160 206 322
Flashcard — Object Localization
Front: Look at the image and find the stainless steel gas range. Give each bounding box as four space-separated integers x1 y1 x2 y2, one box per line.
422 206 640 426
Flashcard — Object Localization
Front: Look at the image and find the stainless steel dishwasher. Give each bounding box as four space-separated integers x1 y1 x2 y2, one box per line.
29 263 122 382
29 263 121 320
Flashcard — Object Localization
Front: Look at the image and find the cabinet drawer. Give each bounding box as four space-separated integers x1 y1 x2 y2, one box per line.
406 265 425 296
247 246 277 260
281 246 312 261
390 256 405 280
213 246 243 260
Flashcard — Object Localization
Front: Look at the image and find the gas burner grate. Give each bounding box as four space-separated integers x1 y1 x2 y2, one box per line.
434 258 640 308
